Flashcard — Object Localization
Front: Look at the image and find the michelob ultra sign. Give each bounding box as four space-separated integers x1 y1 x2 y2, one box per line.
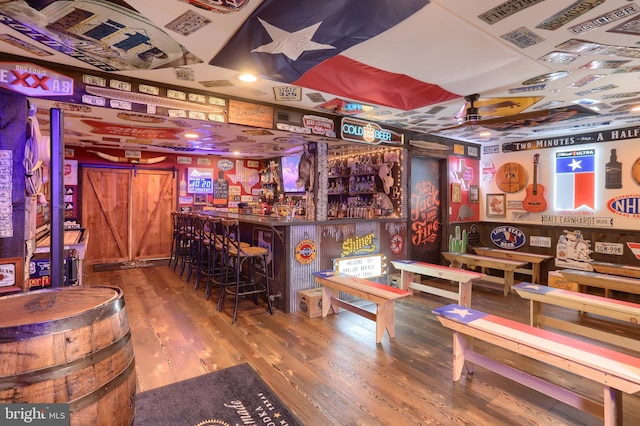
340 117 403 145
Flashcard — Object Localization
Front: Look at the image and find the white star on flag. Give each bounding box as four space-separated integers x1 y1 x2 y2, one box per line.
252 19 336 61
448 307 472 318
569 159 583 171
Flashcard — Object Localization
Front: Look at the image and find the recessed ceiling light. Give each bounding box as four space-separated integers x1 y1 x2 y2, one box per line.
238 73 257 83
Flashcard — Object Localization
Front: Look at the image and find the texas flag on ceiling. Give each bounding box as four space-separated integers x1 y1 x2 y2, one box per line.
555 149 595 210
209 0 459 111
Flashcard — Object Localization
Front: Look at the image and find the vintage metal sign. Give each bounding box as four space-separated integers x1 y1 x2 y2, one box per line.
607 194 640 218
541 214 613 227
536 0 606 31
490 226 525 250
273 86 302 101
478 0 546 25
295 238 317 264
502 124 640 152
569 3 639 34
303 115 335 136
594 241 624 255
340 117 403 145
501 26 545 49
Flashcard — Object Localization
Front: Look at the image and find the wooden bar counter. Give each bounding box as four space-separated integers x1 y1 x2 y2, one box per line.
203 210 407 313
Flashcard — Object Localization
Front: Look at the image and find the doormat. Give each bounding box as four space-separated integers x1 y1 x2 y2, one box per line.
93 258 168 272
135 363 302 426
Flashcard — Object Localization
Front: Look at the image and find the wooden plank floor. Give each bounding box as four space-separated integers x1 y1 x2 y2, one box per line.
84 265 640 426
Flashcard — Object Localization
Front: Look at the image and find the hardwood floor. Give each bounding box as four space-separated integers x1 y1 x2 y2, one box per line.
84 265 640 426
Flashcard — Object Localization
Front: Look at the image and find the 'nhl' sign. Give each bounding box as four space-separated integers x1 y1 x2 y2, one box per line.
340 117 403 145
490 226 526 250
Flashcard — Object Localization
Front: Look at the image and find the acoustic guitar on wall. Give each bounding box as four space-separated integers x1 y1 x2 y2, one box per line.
523 153 547 212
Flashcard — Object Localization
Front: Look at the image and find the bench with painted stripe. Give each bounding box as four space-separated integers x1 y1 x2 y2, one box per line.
390 259 484 307
559 269 640 298
312 270 412 343
441 252 527 295
471 247 553 284
514 282 640 352
433 304 640 425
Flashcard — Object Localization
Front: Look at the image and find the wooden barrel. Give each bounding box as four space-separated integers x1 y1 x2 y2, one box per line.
0 286 135 426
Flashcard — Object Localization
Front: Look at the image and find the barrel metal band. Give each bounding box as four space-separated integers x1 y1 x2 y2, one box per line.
69 357 136 413
0 329 132 390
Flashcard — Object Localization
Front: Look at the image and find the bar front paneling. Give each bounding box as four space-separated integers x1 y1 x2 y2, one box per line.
205 212 408 313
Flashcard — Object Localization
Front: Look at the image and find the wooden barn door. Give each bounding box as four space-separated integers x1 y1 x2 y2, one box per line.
130 169 174 260
82 168 130 265
82 167 174 265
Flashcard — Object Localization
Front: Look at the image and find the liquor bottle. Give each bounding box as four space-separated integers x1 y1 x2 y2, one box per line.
179 171 187 197
605 148 622 189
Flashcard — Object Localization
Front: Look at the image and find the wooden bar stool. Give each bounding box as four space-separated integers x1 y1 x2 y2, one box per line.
200 217 224 300
217 219 273 324
169 211 181 269
172 212 191 272
179 213 197 277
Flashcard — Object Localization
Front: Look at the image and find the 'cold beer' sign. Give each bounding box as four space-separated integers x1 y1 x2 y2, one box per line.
340 117 403 145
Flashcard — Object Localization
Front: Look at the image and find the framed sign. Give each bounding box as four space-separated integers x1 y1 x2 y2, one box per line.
468 185 479 203
486 193 506 218
0 257 22 288
451 183 462 203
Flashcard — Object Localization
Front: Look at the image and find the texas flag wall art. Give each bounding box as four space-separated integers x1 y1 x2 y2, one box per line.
555 149 595 211
209 0 459 111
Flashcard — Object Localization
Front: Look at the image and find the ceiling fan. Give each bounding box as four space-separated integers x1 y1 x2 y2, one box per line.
434 93 554 134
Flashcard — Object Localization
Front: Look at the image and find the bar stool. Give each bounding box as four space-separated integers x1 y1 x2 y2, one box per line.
169 211 181 268
198 216 223 299
179 213 197 277
172 212 191 272
185 214 206 285
217 219 273 324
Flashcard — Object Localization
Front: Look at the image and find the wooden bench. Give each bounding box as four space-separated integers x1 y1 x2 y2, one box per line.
471 247 553 284
514 282 640 352
390 259 484 307
559 269 640 298
441 252 527 296
312 270 412 343
592 261 640 280
433 303 640 425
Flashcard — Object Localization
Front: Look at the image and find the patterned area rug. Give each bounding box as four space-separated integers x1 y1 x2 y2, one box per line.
134 364 302 426
92 259 169 272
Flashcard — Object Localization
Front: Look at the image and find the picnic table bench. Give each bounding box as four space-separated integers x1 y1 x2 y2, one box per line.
592 262 640 280
471 247 553 284
312 270 412 343
433 303 640 425
441 252 527 295
514 282 640 352
559 269 640 298
390 259 484 307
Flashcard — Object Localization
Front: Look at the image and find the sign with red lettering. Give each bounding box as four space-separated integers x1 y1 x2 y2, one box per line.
0 62 73 96
81 119 182 140
409 156 442 264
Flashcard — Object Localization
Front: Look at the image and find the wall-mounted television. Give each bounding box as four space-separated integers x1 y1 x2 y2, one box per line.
280 153 307 195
